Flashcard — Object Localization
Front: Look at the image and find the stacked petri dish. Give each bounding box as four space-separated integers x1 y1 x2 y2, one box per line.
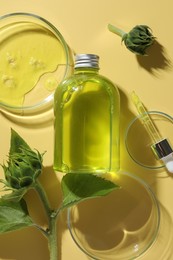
67 171 160 260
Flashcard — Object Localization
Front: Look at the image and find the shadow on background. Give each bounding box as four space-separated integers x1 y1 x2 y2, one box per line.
136 40 172 76
0 227 49 260
0 107 54 129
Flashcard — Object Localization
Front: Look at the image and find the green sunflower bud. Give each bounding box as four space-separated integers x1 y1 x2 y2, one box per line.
108 24 155 55
1 129 44 190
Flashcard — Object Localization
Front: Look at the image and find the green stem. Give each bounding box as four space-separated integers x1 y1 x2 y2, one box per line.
34 180 52 222
34 223 49 238
48 213 58 260
34 180 60 259
108 24 126 38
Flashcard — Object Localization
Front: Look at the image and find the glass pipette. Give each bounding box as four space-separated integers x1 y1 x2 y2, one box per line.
131 91 173 173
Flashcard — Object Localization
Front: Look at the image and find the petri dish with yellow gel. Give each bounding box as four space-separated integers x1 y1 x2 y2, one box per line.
67 171 160 260
0 12 73 115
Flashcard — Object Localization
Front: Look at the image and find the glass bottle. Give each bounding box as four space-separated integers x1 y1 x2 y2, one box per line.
54 54 120 173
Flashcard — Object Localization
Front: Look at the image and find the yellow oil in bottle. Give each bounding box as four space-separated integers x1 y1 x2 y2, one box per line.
54 54 120 173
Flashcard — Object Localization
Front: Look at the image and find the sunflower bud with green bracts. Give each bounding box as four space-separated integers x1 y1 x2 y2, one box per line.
1 129 45 190
2 148 43 189
108 24 156 55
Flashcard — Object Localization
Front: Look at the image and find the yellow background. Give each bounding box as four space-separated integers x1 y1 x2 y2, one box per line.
1 0 173 259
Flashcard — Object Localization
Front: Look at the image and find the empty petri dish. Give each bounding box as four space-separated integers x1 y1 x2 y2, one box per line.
67 171 160 260
125 111 173 169
0 12 73 116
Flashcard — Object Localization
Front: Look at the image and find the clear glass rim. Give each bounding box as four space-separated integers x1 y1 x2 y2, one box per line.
125 111 173 170
67 170 160 260
0 12 72 112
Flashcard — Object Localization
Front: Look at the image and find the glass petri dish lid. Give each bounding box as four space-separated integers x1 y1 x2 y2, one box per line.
67 171 160 260
0 12 73 115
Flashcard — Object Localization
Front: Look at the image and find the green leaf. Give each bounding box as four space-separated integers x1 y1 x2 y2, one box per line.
61 173 120 210
0 199 34 233
1 187 30 202
10 128 30 155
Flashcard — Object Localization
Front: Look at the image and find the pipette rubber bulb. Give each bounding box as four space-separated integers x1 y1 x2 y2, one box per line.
161 153 173 174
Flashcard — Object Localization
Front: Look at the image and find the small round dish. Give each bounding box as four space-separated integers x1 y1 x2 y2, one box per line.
0 12 73 115
67 171 160 260
125 111 173 170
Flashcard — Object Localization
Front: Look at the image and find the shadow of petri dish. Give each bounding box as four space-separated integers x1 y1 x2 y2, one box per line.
139 203 173 260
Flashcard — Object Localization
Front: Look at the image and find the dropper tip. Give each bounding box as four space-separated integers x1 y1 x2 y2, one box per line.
131 91 139 104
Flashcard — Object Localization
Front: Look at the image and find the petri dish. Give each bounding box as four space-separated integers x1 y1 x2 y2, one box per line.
125 111 173 169
0 12 73 116
67 171 160 260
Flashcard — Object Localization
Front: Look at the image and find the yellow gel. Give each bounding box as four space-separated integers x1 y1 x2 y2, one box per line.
0 21 65 107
